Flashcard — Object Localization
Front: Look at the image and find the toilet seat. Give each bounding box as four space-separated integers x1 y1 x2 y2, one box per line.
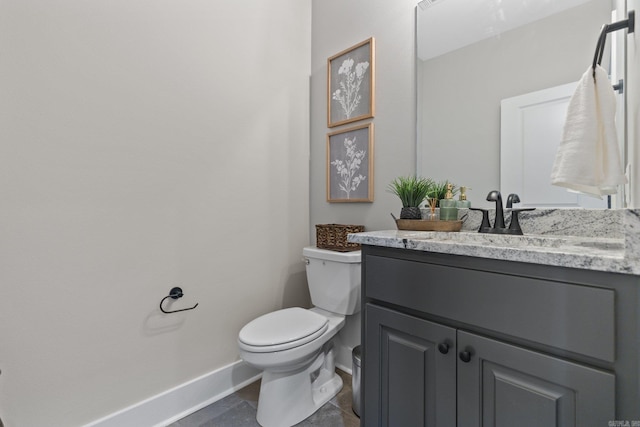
238 307 329 353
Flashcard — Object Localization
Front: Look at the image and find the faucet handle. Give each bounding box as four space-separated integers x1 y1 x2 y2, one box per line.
469 207 491 233
508 208 536 235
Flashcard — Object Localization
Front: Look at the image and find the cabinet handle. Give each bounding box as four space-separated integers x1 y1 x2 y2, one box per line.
438 343 449 354
459 351 472 363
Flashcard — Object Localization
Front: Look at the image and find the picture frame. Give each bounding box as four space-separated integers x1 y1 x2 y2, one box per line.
327 37 375 128
327 123 374 202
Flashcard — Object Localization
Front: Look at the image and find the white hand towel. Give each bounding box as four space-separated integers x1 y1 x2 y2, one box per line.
550 65 627 198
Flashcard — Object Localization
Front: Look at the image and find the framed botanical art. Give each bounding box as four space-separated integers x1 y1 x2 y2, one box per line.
327 123 374 202
327 37 375 128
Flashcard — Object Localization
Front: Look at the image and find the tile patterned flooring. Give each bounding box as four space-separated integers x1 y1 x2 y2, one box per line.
169 369 359 427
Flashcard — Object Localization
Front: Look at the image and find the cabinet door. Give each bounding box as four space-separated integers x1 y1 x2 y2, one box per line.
364 304 456 427
457 331 615 427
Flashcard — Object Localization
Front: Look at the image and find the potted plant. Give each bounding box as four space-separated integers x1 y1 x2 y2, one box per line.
388 175 434 219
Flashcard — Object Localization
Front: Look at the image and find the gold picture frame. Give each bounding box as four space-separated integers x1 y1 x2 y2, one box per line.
327 123 374 202
327 37 375 128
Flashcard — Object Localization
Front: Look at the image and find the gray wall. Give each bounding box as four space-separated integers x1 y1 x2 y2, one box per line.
0 1 311 425
311 0 418 235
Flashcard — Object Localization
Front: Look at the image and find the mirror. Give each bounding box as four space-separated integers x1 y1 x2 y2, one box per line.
417 0 627 208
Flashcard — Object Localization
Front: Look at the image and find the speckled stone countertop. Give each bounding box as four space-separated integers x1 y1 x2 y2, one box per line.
348 209 640 275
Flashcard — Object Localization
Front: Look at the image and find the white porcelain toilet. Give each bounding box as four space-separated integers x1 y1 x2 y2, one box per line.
237 246 361 427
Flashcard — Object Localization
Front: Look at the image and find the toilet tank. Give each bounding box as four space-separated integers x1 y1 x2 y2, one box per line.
303 246 361 315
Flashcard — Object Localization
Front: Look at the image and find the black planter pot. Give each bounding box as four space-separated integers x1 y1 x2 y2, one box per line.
400 206 422 219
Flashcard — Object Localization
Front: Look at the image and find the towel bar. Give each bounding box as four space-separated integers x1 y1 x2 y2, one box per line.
159 287 199 314
592 10 635 79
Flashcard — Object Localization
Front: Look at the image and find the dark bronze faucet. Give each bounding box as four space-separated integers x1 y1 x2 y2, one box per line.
506 193 520 208
486 190 505 229
470 191 535 235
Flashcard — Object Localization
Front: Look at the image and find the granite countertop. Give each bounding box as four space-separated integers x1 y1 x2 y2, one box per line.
347 209 640 275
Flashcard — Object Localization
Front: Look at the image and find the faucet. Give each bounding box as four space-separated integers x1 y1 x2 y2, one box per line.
486 190 505 229
470 191 535 235
506 193 520 208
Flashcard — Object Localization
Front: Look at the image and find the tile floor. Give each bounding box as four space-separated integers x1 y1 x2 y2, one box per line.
169 369 359 427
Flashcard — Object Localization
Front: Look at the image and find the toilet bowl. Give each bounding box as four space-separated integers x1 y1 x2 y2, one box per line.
237 247 361 427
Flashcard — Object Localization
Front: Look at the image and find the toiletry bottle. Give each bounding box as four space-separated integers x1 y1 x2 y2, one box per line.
439 183 458 221
456 186 471 208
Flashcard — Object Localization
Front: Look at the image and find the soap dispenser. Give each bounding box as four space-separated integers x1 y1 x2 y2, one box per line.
439 183 458 221
456 186 471 208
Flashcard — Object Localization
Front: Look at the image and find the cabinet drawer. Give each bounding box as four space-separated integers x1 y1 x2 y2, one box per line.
365 255 615 362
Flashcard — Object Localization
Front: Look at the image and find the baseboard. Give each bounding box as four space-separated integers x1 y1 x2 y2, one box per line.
336 362 352 376
84 360 261 427
334 342 355 375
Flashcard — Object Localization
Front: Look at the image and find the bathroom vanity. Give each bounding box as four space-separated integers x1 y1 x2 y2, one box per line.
349 209 640 427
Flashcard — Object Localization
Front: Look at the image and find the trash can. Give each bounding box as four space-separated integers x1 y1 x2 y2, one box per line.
352 345 362 417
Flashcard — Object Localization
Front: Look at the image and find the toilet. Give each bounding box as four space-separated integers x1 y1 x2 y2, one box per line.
237 246 361 427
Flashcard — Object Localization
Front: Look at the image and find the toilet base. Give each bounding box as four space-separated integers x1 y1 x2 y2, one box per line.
256 344 343 427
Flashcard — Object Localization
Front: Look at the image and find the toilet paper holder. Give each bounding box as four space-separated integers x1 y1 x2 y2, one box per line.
159 287 199 314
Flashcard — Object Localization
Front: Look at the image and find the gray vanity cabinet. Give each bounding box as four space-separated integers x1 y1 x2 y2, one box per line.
365 304 614 427
360 246 635 427
457 331 614 427
365 304 456 426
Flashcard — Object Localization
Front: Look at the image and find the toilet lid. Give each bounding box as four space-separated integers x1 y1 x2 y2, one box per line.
238 307 329 352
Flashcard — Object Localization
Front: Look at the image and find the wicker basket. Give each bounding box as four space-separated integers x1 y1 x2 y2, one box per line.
316 224 365 252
